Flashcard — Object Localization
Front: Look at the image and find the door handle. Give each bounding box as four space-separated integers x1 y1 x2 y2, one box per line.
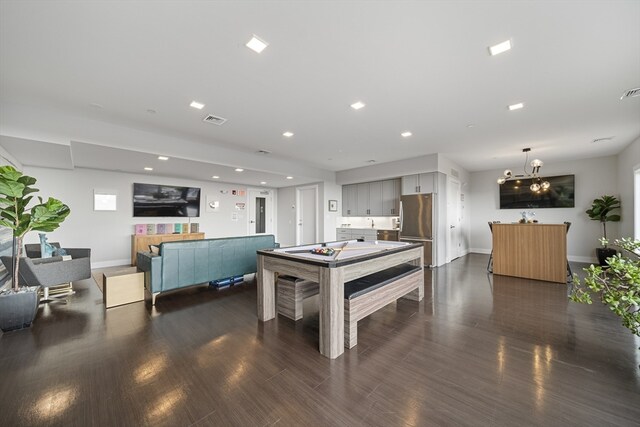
250 220 255 223
450 225 455 229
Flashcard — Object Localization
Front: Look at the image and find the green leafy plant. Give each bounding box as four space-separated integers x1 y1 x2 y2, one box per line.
585 195 621 246
570 238 640 336
0 166 70 292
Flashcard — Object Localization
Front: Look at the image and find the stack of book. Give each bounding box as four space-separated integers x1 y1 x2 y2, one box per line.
134 223 199 235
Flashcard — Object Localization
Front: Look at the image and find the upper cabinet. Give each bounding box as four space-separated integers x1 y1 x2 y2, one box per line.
381 179 400 215
356 183 370 216
401 173 437 195
342 184 358 216
342 178 400 217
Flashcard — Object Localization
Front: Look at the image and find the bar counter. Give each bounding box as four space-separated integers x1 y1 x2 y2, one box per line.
492 223 568 283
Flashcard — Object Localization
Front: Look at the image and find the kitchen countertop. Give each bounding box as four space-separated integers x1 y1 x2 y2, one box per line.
337 227 400 232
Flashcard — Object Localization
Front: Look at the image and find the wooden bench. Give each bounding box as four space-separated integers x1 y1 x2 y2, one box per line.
277 275 319 321
344 263 423 348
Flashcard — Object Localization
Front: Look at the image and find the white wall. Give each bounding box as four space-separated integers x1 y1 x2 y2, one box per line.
22 166 260 268
322 181 342 242
617 136 640 239
469 155 620 263
276 181 342 247
0 144 22 170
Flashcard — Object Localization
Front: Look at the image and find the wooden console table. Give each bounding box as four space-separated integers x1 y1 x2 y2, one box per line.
131 232 205 266
492 223 567 283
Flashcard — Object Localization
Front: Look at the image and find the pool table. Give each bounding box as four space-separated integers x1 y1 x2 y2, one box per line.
256 239 424 359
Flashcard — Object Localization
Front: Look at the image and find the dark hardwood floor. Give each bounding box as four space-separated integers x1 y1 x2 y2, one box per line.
1 253 639 426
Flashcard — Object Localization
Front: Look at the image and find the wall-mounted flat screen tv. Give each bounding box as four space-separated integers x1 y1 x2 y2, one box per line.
499 174 575 209
133 183 201 217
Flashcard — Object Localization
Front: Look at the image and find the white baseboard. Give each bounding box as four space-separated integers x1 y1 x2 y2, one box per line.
469 248 491 255
568 255 598 264
91 259 131 269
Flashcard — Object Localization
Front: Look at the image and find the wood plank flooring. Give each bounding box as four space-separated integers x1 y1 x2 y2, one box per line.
0 254 639 426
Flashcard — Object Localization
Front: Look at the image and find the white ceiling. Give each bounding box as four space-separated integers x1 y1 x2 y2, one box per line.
0 1 639 182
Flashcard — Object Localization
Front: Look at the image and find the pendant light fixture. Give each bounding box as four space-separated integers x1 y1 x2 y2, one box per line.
497 148 550 193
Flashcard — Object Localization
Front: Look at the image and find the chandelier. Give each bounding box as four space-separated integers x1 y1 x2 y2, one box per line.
497 148 550 193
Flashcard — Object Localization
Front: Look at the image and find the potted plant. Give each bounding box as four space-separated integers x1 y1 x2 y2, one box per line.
570 238 639 336
0 166 70 332
585 195 621 266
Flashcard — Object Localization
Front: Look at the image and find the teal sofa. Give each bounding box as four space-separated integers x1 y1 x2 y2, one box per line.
136 235 277 304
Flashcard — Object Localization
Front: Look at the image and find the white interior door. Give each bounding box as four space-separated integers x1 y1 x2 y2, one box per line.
247 188 274 235
447 178 462 261
296 186 318 245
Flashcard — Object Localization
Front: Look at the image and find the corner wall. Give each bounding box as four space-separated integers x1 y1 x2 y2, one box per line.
617 136 640 239
469 155 620 262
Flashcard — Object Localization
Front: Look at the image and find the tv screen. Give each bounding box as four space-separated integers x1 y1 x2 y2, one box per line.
499 175 575 209
133 183 201 217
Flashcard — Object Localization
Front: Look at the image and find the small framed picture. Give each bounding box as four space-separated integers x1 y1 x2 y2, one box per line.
328 200 338 212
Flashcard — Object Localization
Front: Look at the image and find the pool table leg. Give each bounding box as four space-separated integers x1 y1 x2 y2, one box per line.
257 255 276 321
319 267 344 359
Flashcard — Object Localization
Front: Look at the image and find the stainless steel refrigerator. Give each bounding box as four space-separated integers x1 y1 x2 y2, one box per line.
399 193 433 267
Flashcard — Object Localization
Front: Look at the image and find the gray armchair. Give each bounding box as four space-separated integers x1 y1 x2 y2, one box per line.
1 247 91 303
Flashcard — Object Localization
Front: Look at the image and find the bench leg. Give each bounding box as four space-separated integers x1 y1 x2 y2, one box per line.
345 316 358 349
402 284 424 301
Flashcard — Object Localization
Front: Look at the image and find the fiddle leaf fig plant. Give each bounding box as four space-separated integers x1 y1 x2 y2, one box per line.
585 195 621 246
0 166 70 292
570 238 640 336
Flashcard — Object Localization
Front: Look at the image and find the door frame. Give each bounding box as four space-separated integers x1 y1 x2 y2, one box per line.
296 185 319 245
247 188 274 235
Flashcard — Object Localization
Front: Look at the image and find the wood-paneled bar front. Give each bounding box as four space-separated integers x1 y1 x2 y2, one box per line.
492 223 568 283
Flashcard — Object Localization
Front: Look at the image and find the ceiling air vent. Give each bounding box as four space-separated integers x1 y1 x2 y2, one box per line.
620 87 640 99
202 114 227 125
592 137 615 143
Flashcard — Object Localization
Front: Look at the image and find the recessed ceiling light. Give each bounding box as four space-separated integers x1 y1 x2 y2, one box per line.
212 175 220 179
144 167 153 171
401 131 412 138
158 156 169 161
235 168 244 172
366 160 376 163
467 124 476 128
190 101 205 109
146 109 157 114
286 176 293 180
260 181 267 185
246 35 268 53
89 103 104 109
283 131 294 138
350 101 366 110
508 102 524 111
489 39 512 56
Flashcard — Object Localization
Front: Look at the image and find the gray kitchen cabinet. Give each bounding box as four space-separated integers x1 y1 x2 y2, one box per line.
368 181 383 216
342 178 400 217
401 173 436 194
382 179 400 215
337 228 377 241
342 184 358 216
356 183 369 216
